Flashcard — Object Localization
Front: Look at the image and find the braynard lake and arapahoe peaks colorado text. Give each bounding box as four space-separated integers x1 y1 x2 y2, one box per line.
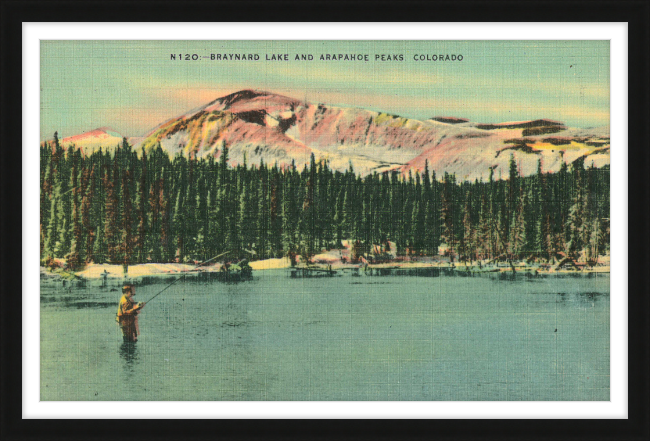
170 53 464 62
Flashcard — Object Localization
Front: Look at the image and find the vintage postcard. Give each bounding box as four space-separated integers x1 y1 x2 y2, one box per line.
40 40 610 401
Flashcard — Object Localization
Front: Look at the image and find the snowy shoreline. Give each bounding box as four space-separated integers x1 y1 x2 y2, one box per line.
39 254 610 287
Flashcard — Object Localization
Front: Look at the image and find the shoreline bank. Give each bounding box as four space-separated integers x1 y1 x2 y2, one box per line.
40 256 610 288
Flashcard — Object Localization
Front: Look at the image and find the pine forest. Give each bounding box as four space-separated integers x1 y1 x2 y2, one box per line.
40 133 610 270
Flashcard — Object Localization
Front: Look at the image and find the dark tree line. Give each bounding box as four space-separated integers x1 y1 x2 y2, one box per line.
40 133 610 269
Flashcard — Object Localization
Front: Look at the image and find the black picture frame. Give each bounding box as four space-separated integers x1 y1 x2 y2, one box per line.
2 1 648 440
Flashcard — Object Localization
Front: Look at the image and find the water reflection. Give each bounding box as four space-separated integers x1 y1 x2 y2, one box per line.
66 301 115 309
556 291 606 306
119 341 139 371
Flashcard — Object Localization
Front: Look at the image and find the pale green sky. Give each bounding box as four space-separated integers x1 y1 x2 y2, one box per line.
41 40 609 140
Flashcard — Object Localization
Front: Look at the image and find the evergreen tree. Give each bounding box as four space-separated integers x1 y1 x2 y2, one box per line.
92 160 108 263
460 193 476 263
65 150 83 269
477 190 491 261
44 189 60 260
160 168 172 262
194 167 210 261
119 168 134 267
236 174 253 256
42 136 57 260
554 161 569 255
134 147 148 262
256 162 271 259
441 172 456 262
566 161 588 259
104 155 120 262
172 187 186 262
504 154 520 252
56 149 73 257
183 156 199 260
410 198 425 255
40 142 54 257
298 154 317 259
81 165 95 263
508 186 526 259
269 168 283 256
281 167 298 261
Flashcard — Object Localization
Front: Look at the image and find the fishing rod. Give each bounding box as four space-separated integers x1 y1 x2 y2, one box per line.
143 250 231 304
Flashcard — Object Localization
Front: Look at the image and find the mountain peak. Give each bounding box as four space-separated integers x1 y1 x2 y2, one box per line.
200 89 301 115
430 116 470 124
95 127 123 137
62 127 123 143
217 89 268 108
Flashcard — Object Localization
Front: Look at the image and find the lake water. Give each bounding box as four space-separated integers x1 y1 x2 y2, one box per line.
41 270 609 401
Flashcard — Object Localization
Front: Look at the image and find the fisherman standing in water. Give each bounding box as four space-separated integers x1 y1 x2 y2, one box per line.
116 284 145 342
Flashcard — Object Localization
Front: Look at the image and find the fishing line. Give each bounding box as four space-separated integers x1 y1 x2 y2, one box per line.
143 251 231 304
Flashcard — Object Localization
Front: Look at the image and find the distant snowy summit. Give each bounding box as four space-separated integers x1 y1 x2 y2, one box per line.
55 89 610 181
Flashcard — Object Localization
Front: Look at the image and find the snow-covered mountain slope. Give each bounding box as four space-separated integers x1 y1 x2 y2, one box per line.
60 90 610 180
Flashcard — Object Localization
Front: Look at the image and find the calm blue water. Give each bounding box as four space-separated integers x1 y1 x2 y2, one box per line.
41 271 609 401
